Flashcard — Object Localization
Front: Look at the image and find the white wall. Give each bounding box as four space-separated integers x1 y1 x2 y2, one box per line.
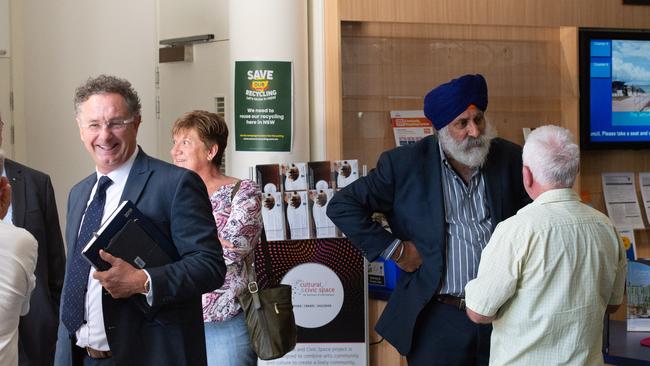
157 0 230 165
9 0 329 226
227 0 310 179
0 0 9 57
11 0 158 226
309 0 326 161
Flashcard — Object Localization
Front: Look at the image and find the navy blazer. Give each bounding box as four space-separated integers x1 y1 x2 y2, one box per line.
6 159 66 366
64 149 225 366
327 135 530 355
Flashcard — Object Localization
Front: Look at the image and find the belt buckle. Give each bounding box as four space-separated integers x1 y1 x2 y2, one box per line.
458 298 466 310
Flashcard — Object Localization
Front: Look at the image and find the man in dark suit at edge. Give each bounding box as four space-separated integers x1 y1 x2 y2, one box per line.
0 111 66 366
327 74 530 365
60 75 225 365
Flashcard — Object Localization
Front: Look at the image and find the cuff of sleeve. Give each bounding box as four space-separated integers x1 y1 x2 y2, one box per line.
464 281 499 317
380 239 402 260
142 269 153 306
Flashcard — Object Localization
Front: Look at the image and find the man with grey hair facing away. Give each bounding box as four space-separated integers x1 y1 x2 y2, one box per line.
464 125 627 365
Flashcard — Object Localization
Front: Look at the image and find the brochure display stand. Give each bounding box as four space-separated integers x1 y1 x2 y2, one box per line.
254 238 368 366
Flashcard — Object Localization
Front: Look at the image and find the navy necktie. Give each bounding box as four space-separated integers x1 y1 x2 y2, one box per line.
62 175 113 334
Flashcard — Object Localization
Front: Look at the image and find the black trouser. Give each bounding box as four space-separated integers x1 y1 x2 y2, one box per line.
407 299 492 366
72 345 115 366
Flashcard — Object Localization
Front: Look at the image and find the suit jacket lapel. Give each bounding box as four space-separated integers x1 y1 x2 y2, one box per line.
121 148 152 204
5 159 26 227
483 145 503 230
68 175 96 249
422 136 445 239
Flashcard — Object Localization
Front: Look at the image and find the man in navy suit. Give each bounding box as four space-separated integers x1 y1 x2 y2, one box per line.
60 75 225 365
327 74 530 365
0 112 66 366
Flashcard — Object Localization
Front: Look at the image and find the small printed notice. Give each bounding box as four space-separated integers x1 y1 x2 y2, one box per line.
617 227 637 261
390 110 434 147
602 172 645 229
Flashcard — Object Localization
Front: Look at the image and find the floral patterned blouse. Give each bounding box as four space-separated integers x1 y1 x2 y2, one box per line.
202 179 262 322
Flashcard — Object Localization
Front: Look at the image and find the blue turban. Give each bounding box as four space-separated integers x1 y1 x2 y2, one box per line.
423 74 488 130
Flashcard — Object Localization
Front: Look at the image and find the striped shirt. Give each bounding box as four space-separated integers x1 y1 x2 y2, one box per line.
438 143 492 296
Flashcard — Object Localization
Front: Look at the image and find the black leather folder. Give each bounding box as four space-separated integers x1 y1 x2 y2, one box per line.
82 200 173 271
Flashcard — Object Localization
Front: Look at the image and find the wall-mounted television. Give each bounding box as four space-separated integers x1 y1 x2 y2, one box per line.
579 28 650 149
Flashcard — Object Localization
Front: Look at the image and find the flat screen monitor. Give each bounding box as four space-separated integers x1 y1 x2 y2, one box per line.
579 28 650 149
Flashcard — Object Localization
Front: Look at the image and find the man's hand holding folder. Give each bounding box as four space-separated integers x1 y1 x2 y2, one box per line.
93 250 149 298
81 200 173 301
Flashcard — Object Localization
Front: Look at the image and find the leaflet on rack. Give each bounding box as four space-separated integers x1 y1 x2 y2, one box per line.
601 172 645 229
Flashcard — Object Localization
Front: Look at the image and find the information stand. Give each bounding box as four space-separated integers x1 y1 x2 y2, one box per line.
255 238 368 366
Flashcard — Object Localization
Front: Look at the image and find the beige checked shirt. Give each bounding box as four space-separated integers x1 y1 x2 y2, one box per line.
465 188 626 366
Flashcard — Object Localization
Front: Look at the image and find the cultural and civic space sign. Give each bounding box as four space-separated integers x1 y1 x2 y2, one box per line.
234 60 292 151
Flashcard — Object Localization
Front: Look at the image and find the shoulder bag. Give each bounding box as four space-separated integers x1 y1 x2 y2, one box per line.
233 180 298 360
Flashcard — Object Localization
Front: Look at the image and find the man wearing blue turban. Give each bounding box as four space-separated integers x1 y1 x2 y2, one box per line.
328 74 530 365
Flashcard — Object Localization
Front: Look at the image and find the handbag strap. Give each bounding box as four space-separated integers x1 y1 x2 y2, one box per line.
258 228 277 285
229 180 260 307
230 179 242 201
240 180 276 310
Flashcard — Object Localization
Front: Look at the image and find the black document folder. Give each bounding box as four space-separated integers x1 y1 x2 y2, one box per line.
82 200 173 271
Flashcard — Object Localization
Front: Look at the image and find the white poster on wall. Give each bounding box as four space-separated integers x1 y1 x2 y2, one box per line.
602 172 645 229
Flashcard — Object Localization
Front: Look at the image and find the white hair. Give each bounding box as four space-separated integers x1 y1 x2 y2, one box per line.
522 125 579 188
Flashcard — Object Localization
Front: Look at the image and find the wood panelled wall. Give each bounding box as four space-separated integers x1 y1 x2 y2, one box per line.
338 0 650 29
323 1 650 365
340 22 563 169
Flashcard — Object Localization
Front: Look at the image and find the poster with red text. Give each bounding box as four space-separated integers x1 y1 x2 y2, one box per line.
390 110 434 147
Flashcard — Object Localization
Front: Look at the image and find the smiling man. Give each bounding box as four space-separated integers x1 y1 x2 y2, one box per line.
60 75 225 366
327 74 531 365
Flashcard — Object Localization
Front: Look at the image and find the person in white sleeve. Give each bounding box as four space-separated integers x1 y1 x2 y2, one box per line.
0 157 38 366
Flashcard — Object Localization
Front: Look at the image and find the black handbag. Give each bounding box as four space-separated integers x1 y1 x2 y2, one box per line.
238 281 297 360
235 181 297 360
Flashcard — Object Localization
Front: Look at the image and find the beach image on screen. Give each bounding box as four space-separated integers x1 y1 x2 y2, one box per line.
612 40 650 121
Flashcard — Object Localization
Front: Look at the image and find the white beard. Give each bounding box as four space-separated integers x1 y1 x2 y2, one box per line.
438 121 497 168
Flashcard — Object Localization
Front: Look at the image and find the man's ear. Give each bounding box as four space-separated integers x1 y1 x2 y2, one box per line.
522 165 533 189
132 115 142 132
